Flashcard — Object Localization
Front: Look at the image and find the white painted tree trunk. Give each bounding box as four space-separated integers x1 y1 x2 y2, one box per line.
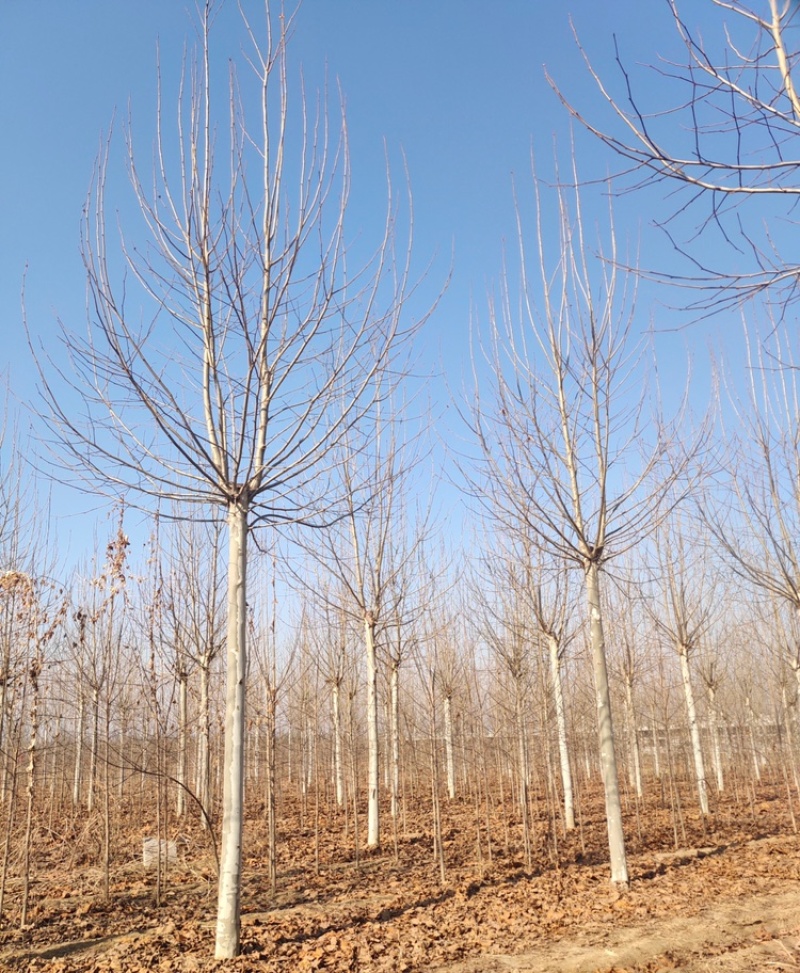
624 674 643 799
443 693 455 800
252 718 260 787
548 634 575 830
585 561 628 886
383 697 391 790
215 501 248 960
300 691 310 802
332 681 344 808
707 684 724 793
265 684 278 894
390 661 400 819
515 681 530 805
196 659 210 827
365 616 380 849
177 671 188 818
679 646 708 815
73 690 84 807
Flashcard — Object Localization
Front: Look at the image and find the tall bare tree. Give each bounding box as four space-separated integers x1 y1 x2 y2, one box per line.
605 570 643 800
162 516 225 823
523 550 577 831
475 557 537 867
647 516 720 816
33 4 420 957
469 163 684 885
300 410 426 851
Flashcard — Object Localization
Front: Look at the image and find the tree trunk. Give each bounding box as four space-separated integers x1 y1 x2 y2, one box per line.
513 674 532 868
548 634 575 829
21 657 40 928
88 686 99 813
0 634 11 807
679 646 708 815
197 658 211 825
443 692 456 800
624 673 643 799
103 699 112 902
215 500 249 959
266 686 277 895
390 661 400 819
708 683 724 794
177 670 188 818
332 680 344 808
73 689 84 807
365 615 380 849
428 673 446 886
585 561 628 886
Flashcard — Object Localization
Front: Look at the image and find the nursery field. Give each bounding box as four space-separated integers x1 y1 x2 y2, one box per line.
1 782 798 972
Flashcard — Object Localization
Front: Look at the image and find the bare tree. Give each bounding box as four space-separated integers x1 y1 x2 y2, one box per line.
32 4 420 957
411 611 450 888
436 632 463 802
299 410 427 851
475 557 537 868
162 516 225 823
606 569 652 801
647 515 721 816
315 594 351 811
523 550 577 832
248 547 295 897
70 521 130 824
385 609 410 825
468 163 685 886
704 327 800 640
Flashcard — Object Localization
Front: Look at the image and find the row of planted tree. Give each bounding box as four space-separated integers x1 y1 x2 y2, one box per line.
1 484 799 927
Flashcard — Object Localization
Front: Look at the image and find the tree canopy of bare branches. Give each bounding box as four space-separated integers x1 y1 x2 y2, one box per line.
467 161 686 886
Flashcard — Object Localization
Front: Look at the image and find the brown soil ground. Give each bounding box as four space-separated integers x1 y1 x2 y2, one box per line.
1 782 798 972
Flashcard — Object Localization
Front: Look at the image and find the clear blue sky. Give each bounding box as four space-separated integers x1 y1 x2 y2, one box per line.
0 1 734 560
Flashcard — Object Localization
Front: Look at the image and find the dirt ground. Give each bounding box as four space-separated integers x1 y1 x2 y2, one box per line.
438 886 800 972
1 783 798 972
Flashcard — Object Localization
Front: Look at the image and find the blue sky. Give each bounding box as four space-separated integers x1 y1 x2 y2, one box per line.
0 1 737 562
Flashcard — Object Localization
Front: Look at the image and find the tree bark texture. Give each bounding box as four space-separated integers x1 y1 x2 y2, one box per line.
586 561 628 886
215 501 248 959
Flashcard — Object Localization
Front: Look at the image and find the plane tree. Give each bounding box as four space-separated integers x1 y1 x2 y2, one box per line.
468 166 687 886
296 410 429 851
32 3 420 957
646 515 721 816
